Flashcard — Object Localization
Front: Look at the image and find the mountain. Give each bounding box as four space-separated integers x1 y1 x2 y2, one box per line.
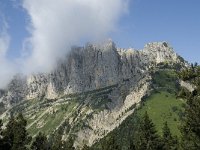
0 40 187 148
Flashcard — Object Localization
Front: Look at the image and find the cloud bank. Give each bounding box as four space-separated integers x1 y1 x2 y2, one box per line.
0 0 129 88
0 14 17 88
22 0 129 73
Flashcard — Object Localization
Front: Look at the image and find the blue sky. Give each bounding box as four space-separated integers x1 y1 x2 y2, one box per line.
112 0 200 63
0 0 200 63
0 0 29 58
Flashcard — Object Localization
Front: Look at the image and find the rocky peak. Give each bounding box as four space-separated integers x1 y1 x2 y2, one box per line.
0 40 186 108
85 39 116 52
143 41 178 64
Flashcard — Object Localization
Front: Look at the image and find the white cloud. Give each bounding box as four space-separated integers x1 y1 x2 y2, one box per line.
0 14 17 88
21 0 129 73
0 0 129 88
0 15 9 57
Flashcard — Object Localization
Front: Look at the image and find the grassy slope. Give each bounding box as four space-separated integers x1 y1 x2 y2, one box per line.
138 70 184 136
27 102 77 136
137 91 184 136
137 69 185 137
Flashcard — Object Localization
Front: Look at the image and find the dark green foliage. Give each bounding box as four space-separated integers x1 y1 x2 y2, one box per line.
178 64 200 150
1 113 31 150
0 102 5 114
3 116 15 149
162 122 179 150
12 113 31 150
0 119 7 149
100 135 120 150
64 137 75 150
30 126 75 150
134 112 162 150
181 96 200 149
0 113 77 150
50 127 75 150
31 132 48 150
178 63 200 82
82 144 90 150
51 133 64 150
151 70 179 93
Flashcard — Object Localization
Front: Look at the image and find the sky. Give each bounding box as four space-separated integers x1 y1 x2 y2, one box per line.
112 0 200 64
0 0 200 88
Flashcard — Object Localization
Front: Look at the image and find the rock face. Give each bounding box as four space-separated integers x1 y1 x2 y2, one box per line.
180 80 196 92
143 42 179 64
0 40 185 107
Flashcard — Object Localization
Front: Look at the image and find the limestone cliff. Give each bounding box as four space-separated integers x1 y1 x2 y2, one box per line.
0 40 185 107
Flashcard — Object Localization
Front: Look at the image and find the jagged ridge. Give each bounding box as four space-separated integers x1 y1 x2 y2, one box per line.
0 40 185 107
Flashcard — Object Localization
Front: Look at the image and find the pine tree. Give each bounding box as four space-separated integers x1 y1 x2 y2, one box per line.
162 122 179 150
82 144 90 150
0 119 8 149
12 113 31 150
179 65 200 149
64 136 75 150
134 111 161 150
31 132 48 150
0 119 2 134
181 96 200 149
51 133 64 150
97 133 120 150
2 115 16 149
2 113 31 150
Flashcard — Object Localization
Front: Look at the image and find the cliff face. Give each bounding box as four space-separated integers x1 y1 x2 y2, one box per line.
0 40 184 107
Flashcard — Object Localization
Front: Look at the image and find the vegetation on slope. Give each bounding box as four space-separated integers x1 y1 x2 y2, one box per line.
141 69 185 137
137 91 184 137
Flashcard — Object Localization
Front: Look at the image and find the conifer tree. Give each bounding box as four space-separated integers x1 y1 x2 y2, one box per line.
2 115 16 149
181 96 200 149
179 65 200 149
65 136 75 150
82 144 90 150
162 122 178 150
51 132 64 150
31 132 48 150
0 119 8 149
2 113 31 150
134 111 161 150
99 134 119 150
12 113 31 150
